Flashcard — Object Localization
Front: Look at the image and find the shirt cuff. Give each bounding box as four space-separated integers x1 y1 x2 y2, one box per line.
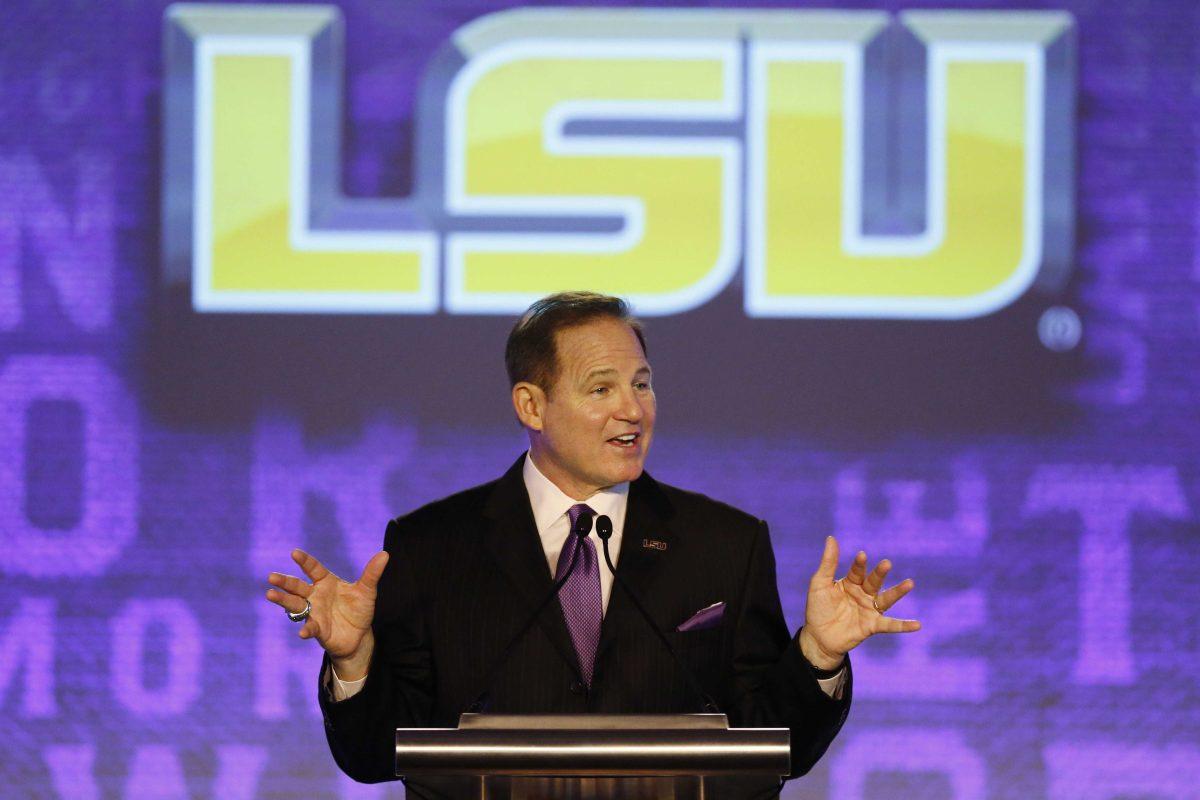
327 663 368 702
815 667 847 700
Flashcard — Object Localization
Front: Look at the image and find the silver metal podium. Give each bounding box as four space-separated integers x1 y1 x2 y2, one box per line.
396 713 789 799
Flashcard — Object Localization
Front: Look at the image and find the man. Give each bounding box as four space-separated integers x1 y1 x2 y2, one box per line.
265 292 919 786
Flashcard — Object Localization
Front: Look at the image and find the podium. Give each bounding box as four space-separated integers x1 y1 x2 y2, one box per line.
395 713 789 799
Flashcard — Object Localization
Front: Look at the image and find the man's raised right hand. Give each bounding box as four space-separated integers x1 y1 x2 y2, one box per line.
265 549 390 681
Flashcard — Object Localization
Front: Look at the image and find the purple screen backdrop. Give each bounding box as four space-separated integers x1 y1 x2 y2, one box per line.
2 0 1199 798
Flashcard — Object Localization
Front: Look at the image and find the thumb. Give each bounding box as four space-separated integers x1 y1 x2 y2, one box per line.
357 550 390 591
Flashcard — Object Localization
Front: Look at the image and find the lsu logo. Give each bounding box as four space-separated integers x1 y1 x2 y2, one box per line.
163 5 1075 319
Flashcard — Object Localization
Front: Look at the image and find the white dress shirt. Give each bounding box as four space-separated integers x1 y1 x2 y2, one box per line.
522 450 627 613
330 453 843 699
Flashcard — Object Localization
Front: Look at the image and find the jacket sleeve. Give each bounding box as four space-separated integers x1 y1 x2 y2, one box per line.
726 520 852 778
318 517 436 783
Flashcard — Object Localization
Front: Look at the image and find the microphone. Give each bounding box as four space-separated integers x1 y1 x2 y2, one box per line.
595 514 721 714
464 510 594 713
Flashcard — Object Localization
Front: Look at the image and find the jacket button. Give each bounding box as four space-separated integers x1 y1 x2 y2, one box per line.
569 681 586 695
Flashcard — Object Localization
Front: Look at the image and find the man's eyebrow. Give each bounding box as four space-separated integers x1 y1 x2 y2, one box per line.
582 367 619 381
581 365 652 382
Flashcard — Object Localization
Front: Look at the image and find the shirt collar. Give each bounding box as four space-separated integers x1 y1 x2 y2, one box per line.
523 451 629 535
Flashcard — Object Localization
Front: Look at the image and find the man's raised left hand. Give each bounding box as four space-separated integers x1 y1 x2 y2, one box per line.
798 536 921 671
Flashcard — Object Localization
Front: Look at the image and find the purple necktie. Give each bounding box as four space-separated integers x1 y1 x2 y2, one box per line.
556 503 602 687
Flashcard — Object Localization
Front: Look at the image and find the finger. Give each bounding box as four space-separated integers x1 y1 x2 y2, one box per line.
298 616 320 640
357 551 390 591
292 549 331 583
812 536 840 584
875 615 921 634
267 572 312 598
862 559 892 596
844 550 868 585
265 588 309 616
874 578 914 612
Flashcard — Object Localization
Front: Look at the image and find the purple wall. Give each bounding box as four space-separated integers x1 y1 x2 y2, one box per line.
1 1 1198 797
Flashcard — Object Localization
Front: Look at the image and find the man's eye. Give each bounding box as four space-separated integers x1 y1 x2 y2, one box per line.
591 386 609 396
634 381 651 391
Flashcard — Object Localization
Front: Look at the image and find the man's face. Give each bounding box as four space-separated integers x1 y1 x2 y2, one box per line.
528 317 656 499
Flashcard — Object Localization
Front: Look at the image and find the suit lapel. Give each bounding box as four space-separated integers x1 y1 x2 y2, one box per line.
482 455 583 680
597 471 676 659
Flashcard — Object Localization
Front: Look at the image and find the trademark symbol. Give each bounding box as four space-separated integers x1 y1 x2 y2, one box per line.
1038 306 1082 352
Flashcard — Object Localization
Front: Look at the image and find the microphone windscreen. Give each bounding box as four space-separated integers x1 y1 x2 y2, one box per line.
596 515 613 540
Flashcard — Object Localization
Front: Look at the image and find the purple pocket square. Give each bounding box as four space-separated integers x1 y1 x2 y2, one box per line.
675 601 725 632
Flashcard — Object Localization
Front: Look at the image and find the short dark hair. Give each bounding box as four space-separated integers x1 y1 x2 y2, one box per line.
505 291 646 392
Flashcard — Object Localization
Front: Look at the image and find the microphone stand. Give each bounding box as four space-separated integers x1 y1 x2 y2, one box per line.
595 515 721 714
463 513 592 713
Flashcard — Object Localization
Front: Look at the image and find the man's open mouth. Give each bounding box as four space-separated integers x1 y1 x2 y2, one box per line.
607 433 640 448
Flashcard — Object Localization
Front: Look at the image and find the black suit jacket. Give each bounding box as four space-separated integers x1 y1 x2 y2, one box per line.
320 455 851 784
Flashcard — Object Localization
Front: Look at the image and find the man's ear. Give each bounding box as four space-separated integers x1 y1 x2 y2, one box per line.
512 382 547 431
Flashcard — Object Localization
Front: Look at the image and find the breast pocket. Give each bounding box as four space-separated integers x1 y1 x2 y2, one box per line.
666 625 724 650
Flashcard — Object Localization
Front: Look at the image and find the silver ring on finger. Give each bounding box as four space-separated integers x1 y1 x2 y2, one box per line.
287 599 312 623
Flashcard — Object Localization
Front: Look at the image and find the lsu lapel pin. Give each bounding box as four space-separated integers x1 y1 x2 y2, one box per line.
642 538 667 551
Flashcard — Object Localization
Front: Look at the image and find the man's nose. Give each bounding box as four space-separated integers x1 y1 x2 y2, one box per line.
616 389 643 422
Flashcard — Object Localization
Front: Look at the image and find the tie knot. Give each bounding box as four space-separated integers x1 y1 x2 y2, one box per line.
567 503 595 534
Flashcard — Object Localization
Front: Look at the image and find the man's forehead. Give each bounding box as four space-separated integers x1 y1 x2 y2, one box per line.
554 319 649 372
556 318 642 350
